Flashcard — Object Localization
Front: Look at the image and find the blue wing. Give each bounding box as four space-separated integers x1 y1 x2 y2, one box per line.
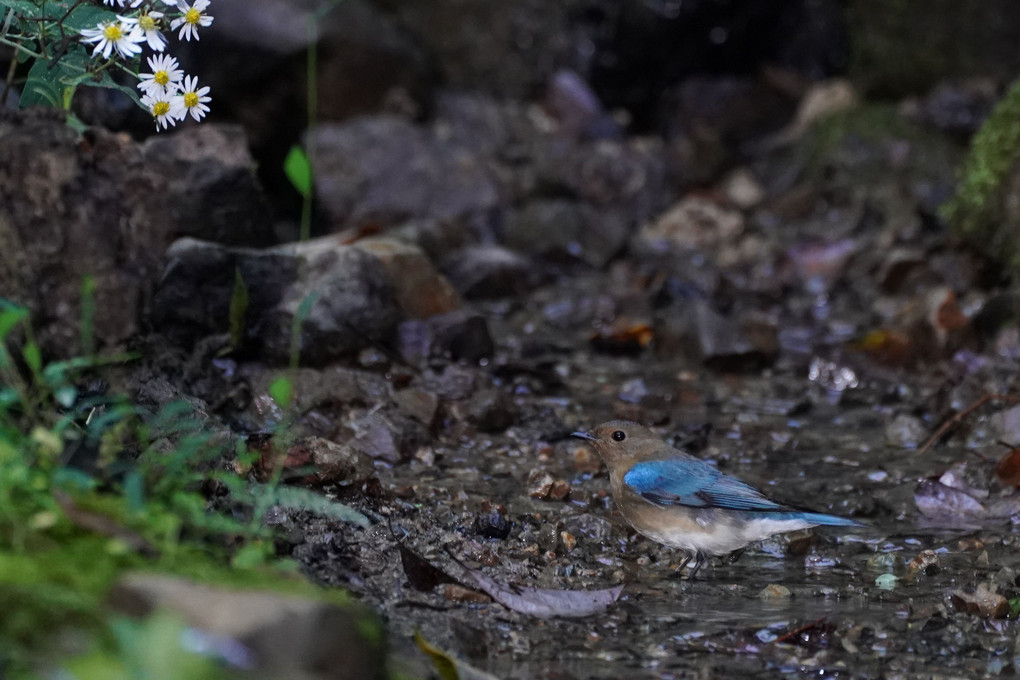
623 458 787 512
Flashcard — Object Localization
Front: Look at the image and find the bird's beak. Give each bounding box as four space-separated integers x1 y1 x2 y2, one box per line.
572 431 597 442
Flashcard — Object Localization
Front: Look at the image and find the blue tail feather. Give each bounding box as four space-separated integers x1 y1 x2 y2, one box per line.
778 511 861 527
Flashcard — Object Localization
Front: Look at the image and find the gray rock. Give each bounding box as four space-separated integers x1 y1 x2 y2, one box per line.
885 413 928 449
308 117 500 231
153 237 399 365
442 244 542 299
504 199 629 267
397 309 495 366
196 0 431 153
461 388 518 433
142 124 274 246
109 572 386 680
343 410 429 463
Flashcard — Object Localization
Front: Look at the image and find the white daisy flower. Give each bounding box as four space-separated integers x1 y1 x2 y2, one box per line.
172 75 211 122
102 0 126 6
81 19 144 60
137 53 184 97
141 92 178 131
170 0 213 42
125 10 167 51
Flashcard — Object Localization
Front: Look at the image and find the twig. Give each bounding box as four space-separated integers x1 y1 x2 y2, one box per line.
771 617 826 645
918 393 1020 454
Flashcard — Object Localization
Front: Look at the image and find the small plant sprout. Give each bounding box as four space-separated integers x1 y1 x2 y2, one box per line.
2 0 214 131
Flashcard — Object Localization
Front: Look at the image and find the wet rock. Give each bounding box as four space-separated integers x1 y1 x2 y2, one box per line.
903 79 997 137
655 301 778 372
153 236 400 365
906 549 941 578
308 117 499 231
109 572 386 680
533 137 669 224
255 437 375 487
571 445 602 474
352 238 461 319
461 388 518 433
503 199 628 267
784 238 857 292
719 168 766 210
951 583 1009 619
425 364 481 402
884 413 927 449
391 387 439 428
343 410 429 464
527 470 570 501
914 479 985 521
759 584 792 600
142 124 274 247
636 196 744 253
562 514 613 543
993 405 1020 447
545 69 621 140
473 511 513 540
442 245 543 299
398 310 494 366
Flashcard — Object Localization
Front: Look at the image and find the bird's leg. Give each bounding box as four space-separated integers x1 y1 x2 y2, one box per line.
685 551 707 579
725 548 745 565
672 552 693 577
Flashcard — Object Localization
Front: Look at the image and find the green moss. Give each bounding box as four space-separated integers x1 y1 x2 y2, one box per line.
941 77 1020 269
804 103 961 188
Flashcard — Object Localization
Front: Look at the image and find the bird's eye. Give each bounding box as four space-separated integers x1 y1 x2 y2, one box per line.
611 430 626 442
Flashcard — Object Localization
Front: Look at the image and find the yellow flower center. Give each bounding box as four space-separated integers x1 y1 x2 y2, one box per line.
184 91 199 108
154 70 169 86
152 101 170 117
139 14 157 31
185 8 201 25
103 23 124 41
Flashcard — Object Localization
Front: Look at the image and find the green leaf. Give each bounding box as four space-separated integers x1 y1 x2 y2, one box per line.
62 3 116 33
268 375 292 409
267 486 371 527
227 267 249 352
0 306 28 340
19 46 92 109
54 385 77 408
21 341 41 376
0 1 46 19
284 145 313 198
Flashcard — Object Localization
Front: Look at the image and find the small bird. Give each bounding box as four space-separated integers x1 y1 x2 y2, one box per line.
573 420 860 578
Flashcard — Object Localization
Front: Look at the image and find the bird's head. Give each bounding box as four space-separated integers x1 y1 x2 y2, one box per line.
572 420 664 468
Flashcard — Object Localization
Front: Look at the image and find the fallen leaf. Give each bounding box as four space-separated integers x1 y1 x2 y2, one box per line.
399 544 459 592
454 564 624 618
951 583 1009 619
996 447 1020 487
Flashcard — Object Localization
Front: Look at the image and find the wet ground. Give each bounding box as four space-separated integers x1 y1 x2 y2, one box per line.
243 262 1020 678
